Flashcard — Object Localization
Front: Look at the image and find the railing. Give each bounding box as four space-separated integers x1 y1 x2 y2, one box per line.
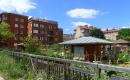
10 52 130 80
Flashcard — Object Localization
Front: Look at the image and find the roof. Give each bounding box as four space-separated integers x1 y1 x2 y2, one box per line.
112 39 130 44
103 29 118 34
60 36 113 45
28 17 58 24
0 12 28 17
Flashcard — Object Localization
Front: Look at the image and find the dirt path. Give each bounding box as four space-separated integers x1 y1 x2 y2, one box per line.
0 76 4 80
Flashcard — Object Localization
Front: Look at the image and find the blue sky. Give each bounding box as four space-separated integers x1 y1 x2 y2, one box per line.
0 0 130 34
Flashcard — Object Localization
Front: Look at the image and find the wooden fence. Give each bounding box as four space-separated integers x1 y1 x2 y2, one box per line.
10 52 130 80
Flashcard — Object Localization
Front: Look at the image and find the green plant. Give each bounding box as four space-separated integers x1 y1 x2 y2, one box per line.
0 50 25 79
0 21 14 41
117 28 130 41
64 50 73 59
117 51 130 64
23 37 43 55
46 44 65 58
89 28 105 39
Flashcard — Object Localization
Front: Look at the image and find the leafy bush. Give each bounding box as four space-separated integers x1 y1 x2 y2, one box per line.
46 44 73 59
64 50 73 59
117 51 130 63
46 44 64 58
23 37 43 55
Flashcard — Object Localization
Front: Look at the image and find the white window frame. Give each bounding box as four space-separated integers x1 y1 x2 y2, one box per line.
33 30 39 33
15 24 18 27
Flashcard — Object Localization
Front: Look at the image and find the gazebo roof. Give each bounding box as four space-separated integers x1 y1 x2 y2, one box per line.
60 36 113 45
112 39 130 44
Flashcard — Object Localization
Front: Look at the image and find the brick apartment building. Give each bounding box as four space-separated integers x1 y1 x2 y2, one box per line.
0 12 63 48
74 25 96 38
0 12 28 48
28 18 63 46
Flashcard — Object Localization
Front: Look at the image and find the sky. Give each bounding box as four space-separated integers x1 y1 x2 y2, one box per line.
0 0 130 34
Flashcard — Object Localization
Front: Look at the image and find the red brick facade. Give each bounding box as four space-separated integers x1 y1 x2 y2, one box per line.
28 18 63 46
0 13 63 48
0 13 28 48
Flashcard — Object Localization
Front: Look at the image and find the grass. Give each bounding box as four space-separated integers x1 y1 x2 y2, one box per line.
0 49 55 80
0 50 26 80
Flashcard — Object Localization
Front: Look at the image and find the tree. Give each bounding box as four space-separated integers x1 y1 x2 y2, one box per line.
0 21 14 41
89 28 105 39
117 28 130 41
23 37 43 55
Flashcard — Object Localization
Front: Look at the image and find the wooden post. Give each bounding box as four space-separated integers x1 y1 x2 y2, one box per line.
94 52 96 61
109 44 112 64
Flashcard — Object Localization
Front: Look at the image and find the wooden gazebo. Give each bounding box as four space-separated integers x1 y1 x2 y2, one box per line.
60 36 114 62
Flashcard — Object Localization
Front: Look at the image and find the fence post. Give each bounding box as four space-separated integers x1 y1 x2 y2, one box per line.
64 62 69 80
97 64 101 79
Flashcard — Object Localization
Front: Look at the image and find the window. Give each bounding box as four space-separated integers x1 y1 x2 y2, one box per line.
2 16 7 20
33 23 39 27
45 38 47 41
20 24 24 28
56 32 59 35
40 24 44 28
5 17 7 20
48 26 50 29
54 38 58 41
54 26 57 29
15 24 18 27
36 24 39 27
40 37 43 40
33 30 38 33
14 37 18 40
14 30 18 35
20 37 23 40
40 31 44 34
15 18 18 21
20 30 23 34
20 19 24 22
2 15 7 20
74 47 84 58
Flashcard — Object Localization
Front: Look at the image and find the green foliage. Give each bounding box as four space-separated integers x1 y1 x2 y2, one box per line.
23 37 43 55
0 21 14 41
47 44 64 58
94 73 109 80
89 28 105 39
117 51 130 63
117 28 130 41
0 50 25 79
64 50 73 59
47 44 73 59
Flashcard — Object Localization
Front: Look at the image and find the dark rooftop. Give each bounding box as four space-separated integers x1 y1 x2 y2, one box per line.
29 17 58 24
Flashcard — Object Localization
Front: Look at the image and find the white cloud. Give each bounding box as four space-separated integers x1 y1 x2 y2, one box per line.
72 22 91 27
0 0 36 14
67 8 99 19
121 26 130 28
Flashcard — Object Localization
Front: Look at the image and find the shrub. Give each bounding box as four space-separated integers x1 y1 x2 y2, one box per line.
117 51 130 64
23 37 43 55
